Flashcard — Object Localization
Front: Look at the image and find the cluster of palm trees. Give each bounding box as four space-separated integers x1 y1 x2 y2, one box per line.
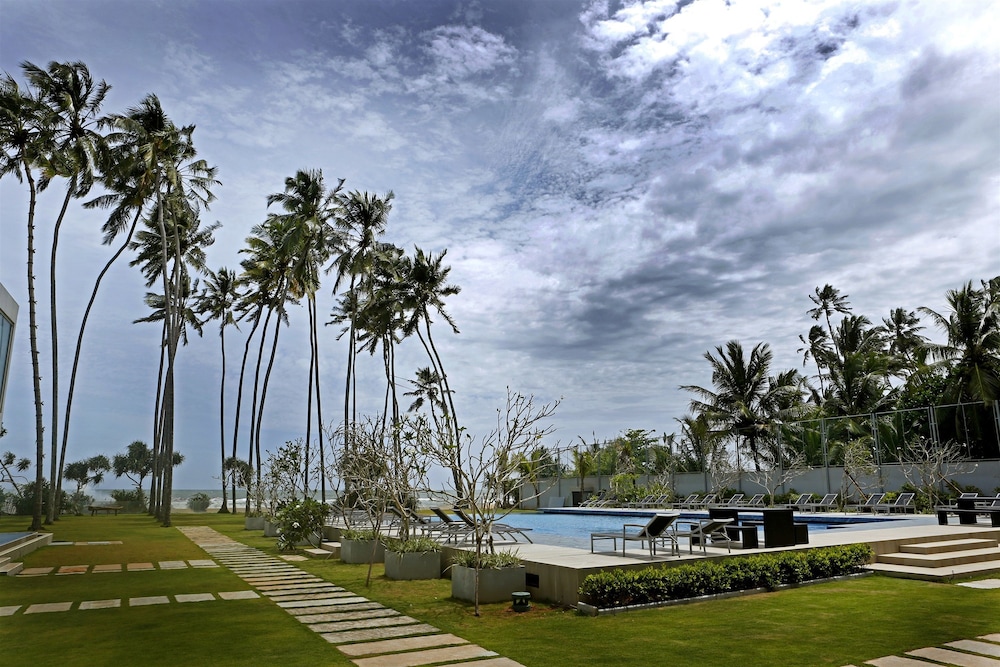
2 59 465 529
676 280 1000 476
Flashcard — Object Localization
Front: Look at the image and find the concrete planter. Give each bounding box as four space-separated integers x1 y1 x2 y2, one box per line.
451 565 525 604
263 520 280 537
384 550 442 580
340 539 385 564
244 516 265 530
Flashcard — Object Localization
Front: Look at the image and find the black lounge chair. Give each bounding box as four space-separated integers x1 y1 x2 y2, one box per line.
452 507 533 543
802 493 838 512
674 517 735 554
590 513 680 557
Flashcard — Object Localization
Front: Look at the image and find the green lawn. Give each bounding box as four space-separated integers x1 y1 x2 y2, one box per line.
2 512 998 667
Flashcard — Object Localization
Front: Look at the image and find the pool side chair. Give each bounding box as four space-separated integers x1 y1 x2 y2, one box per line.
676 494 700 509
693 493 718 508
590 513 680 557
452 507 533 543
874 492 914 514
428 507 475 542
674 518 735 555
786 494 811 510
724 494 745 507
850 493 885 513
743 494 765 507
803 493 838 512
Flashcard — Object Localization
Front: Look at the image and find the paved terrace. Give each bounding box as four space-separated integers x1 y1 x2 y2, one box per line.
458 511 1000 606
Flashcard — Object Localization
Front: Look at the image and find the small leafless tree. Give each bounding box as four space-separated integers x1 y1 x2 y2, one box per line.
900 437 978 508
745 452 810 504
841 437 880 504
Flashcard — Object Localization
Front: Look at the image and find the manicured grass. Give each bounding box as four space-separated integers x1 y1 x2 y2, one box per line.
2 512 998 667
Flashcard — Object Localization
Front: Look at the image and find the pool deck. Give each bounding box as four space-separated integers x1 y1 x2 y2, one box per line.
474 513 1000 606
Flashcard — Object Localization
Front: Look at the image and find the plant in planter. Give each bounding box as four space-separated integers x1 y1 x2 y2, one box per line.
187 492 211 512
275 497 330 551
339 527 385 563
382 536 442 580
450 549 524 604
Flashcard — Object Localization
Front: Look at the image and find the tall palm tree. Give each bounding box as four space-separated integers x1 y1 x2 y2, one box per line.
919 278 1000 403
266 169 344 498
797 324 830 395
881 307 927 378
329 190 394 453
106 94 218 525
195 267 241 512
808 284 852 361
682 340 802 470
404 366 445 432
21 61 110 523
0 73 54 530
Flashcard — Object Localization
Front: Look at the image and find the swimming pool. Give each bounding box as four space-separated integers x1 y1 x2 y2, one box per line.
495 510 900 550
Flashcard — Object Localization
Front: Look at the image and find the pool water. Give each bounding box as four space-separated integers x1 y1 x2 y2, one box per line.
494 511 893 550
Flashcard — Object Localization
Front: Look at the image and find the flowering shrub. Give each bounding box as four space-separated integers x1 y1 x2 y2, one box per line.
275 498 330 551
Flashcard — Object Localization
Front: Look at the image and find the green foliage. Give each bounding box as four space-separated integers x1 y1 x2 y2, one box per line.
275 497 329 551
110 488 147 513
340 527 380 541
382 535 441 553
450 548 521 569
578 544 873 609
187 492 211 512
14 480 68 516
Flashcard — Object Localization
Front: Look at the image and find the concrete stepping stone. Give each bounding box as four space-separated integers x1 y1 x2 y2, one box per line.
57 565 89 575
295 608 399 624
351 644 497 667
267 590 350 602
130 596 170 607
218 591 260 600
188 560 218 568
80 599 121 610
26 602 73 614
308 616 420 633
280 554 309 561
867 658 937 667
983 635 1000 643
959 579 1000 589
176 593 216 603
18 567 53 576
320 624 440 645
127 562 155 571
444 658 527 667
338 633 468 657
907 647 1000 666
0 606 22 616
159 561 188 569
93 564 122 573
285 601 381 615
948 641 1000 658
278 595 365 608
256 580 332 590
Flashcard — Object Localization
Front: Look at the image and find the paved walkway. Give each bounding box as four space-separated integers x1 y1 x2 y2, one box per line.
845 633 1000 666
17 559 219 576
178 526 525 667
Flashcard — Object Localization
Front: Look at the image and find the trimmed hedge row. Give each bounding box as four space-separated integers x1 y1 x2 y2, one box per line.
578 544 872 609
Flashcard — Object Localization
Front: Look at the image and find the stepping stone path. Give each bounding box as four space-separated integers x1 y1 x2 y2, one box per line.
178 526 525 667
846 633 1000 667
17 559 219 577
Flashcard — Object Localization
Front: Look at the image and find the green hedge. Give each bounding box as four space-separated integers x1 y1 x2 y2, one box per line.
578 544 872 609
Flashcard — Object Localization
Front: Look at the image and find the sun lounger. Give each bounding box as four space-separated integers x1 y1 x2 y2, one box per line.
874 492 914 514
452 508 533 543
428 507 476 542
742 493 765 507
676 494 700 509
724 494 745 507
690 493 718 509
590 513 680 557
848 493 885 513
802 493 838 512
785 494 811 510
674 517 735 554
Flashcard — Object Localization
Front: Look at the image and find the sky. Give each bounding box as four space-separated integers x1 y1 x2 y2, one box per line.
1 0 997 491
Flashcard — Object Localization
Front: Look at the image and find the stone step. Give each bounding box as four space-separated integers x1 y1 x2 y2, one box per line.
900 538 999 555
877 547 1000 569
866 559 1000 581
1 561 23 577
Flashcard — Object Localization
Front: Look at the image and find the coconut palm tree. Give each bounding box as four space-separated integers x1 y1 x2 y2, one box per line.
682 341 803 470
195 267 242 512
106 94 218 525
882 307 928 378
0 72 53 530
808 285 852 361
19 61 110 523
919 278 1000 404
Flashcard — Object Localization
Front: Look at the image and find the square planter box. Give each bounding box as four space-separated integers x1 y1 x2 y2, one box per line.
385 550 442 580
451 565 525 604
340 539 385 564
244 516 265 530
263 520 280 537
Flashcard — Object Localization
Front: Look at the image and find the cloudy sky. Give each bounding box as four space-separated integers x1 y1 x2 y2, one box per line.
1 0 997 490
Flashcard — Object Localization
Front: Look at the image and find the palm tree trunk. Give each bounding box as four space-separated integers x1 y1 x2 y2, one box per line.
46 184 75 524
249 306 274 495
305 312 314 496
24 160 45 531
232 308 262 513
58 210 141 523
149 326 166 516
311 296 326 502
218 323 229 512
254 306 284 490
421 314 463 495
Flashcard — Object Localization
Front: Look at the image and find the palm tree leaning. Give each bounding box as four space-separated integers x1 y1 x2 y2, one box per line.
196 267 241 512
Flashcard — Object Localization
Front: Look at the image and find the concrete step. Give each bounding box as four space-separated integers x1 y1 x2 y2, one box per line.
0 561 24 577
304 542 340 559
866 559 1000 581
900 538 998 555
878 547 1000 569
